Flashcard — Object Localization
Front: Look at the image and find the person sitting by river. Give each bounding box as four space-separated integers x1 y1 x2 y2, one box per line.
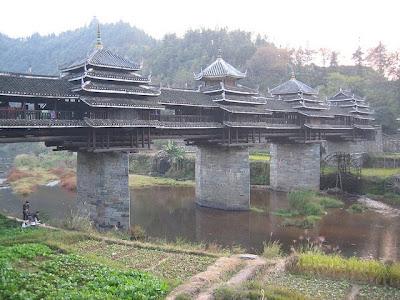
22 201 30 221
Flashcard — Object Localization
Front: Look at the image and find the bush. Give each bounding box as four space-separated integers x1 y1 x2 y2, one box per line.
129 225 146 241
263 241 282 258
303 202 324 216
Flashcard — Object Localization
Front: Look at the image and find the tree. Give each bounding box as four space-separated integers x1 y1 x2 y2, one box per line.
386 51 400 80
319 48 331 67
352 46 364 67
366 41 388 76
329 51 339 68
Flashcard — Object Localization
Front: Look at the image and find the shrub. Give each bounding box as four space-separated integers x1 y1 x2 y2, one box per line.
303 202 324 216
263 241 282 258
129 225 146 240
288 190 313 212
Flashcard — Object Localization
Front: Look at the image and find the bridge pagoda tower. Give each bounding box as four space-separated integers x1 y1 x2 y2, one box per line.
59 26 160 229
193 50 258 210
268 74 324 191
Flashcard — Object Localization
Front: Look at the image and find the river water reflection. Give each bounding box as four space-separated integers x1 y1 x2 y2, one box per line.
1 185 399 260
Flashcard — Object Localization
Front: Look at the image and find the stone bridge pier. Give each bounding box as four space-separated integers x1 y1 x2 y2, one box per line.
270 143 321 191
77 151 130 230
195 145 250 210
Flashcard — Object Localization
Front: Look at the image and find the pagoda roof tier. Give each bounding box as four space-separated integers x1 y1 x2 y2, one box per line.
304 124 353 130
157 88 217 108
80 96 163 109
327 106 353 117
354 115 375 121
60 48 141 72
297 110 335 118
211 93 265 105
263 99 297 112
354 124 376 130
223 121 301 129
270 76 318 96
0 119 86 128
293 102 328 110
74 81 160 96
67 70 150 83
329 89 365 101
279 93 324 103
217 104 272 115
338 102 370 108
200 82 258 95
194 56 246 80
350 108 374 115
0 72 77 99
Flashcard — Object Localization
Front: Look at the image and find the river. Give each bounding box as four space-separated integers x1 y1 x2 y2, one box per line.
1 184 399 261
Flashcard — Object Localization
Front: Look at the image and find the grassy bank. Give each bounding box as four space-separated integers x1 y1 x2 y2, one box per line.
130 175 194 188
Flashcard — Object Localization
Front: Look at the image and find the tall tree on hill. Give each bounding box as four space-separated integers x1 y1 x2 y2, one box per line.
366 41 388 76
319 48 331 67
386 51 400 80
352 46 364 75
329 51 339 68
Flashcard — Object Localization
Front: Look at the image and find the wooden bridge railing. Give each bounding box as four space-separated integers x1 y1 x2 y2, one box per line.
0 109 83 120
151 114 216 123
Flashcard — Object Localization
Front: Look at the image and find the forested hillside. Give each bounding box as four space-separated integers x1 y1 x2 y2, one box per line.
1 18 399 132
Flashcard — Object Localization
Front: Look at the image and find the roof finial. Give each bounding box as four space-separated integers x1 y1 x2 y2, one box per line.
217 48 222 58
95 23 103 50
291 70 296 80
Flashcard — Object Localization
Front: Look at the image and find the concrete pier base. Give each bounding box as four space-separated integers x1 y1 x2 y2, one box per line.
77 151 130 230
195 145 250 210
270 143 320 191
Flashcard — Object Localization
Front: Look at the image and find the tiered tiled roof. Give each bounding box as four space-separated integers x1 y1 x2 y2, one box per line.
0 119 86 128
0 72 77 99
60 48 141 72
68 70 150 83
80 96 163 109
270 74 318 95
194 51 246 80
200 82 258 95
211 93 265 105
328 89 374 119
157 88 217 107
75 81 160 96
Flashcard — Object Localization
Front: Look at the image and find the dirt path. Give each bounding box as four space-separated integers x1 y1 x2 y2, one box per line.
167 254 268 300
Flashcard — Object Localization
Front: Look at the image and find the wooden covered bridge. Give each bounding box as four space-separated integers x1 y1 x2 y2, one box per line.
0 29 377 228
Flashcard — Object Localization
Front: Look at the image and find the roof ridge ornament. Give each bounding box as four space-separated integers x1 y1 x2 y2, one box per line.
95 23 103 50
217 48 222 59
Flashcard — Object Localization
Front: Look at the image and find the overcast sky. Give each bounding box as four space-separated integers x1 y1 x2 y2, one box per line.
0 0 398 63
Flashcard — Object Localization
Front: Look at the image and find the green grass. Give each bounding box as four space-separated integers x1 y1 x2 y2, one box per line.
0 243 168 299
249 153 270 161
292 252 400 288
129 174 194 188
361 168 400 178
214 283 308 300
347 203 367 213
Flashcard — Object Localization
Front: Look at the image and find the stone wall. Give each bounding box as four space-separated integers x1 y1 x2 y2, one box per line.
270 143 320 191
77 151 130 229
195 145 250 210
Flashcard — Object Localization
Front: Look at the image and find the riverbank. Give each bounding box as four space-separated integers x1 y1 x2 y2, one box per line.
2 213 399 299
